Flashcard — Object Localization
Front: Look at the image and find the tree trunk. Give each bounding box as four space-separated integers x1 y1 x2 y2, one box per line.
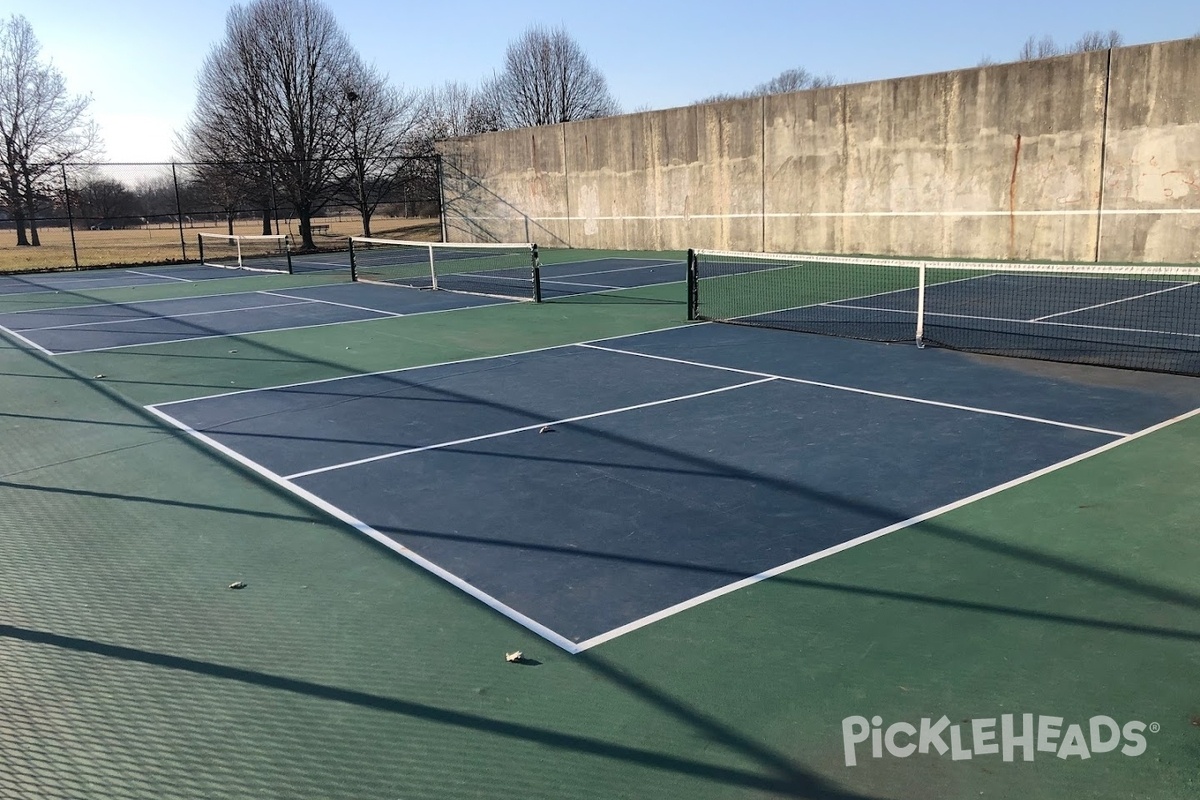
297 208 314 250
12 208 29 246
226 212 235 235
7 173 29 245
22 173 41 246
260 207 272 235
360 208 371 238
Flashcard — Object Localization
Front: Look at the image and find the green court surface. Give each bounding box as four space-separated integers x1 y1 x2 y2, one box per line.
1 252 1198 799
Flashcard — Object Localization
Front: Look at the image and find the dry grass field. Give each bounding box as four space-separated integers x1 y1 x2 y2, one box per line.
0 215 441 273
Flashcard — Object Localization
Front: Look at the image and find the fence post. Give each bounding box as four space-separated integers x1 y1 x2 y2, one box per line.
61 165 80 269
436 155 448 243
172 162 188 260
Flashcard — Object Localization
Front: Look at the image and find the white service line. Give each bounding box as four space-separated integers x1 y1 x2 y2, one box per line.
825 301 1200 340
147 321 704 407
292 260 351 269
0 281 351 315
571 404 1200 651
256 290 405 317
542 261 679 279
543 280 623 290
0 323 57 356
126 270 194 283
142 404 583 654
1031 281 1198 321
283 378 777 480
546 278 685 300
52 314 397 355
12 301 314 332
578 344 1129 437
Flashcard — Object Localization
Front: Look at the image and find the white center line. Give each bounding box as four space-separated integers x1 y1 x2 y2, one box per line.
579 344 1129 437
256 290 404 317
283 378 777 480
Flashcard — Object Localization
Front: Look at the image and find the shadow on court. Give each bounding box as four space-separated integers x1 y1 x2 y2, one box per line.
4 281 1199 799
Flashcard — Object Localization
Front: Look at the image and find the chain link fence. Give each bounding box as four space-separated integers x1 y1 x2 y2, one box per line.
0 157 442 272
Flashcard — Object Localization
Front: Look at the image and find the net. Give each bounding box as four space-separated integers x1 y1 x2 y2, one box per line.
349 238 541 301
687 248 1200 376
198 233 293 274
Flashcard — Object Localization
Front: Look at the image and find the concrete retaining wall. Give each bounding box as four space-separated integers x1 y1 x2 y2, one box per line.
440 38 1200 264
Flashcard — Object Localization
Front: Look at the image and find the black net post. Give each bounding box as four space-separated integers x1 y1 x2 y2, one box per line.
686 249 699 320
284 238 294 274
348 238 359 281
197 233 206 265
531 244 542 303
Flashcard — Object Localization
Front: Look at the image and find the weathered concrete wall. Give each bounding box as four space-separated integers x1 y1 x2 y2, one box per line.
441 37 1200 264
1099 39 1200 263
562 100 764 251
763 53 1106 260
440 125 570 246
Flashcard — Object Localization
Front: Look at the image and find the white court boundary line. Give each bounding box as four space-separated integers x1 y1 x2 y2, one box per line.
0 278 193 298
540 261 680 279
541 279 623 290
824 302 1200 341
0 322 57 356
148 321 703 407
579 344 1128 437
571 404 1200 651
283 378 777 480
1031 281 1199 322
127 269 194 283
142 404 582 653
11 300 314 332
0 263 306 298
48 302 481 355
546 278 687 300
142 334 1200 653
0 281 350 315
256 290 406 317
8 283 517 355
41 315 395 355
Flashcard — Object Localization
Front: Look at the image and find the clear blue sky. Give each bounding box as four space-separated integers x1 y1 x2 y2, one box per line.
7 0 1198 162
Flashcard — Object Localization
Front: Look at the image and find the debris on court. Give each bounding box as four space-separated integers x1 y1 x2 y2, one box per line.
228 581 247 590
505 650 524 663
539 426 555 434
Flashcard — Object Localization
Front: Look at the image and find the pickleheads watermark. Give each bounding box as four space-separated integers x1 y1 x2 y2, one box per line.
842 715 1159 767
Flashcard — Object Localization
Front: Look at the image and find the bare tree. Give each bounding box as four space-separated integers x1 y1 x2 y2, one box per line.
1018 30 1124 61
490 25 619 128
1071 30 1124 51
410 80 502 158
182 0 362 249
0 14 97 246
695 67 839 104
339 63 421 237
754 68 838 94
1019 35 1061 60
72 175 139 228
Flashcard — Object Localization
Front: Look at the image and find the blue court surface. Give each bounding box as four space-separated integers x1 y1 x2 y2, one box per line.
145 322 1200 651
0 254 684 354
537 257 681 298
736 270 1200 374
0 282 505 355
0 263 289 296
